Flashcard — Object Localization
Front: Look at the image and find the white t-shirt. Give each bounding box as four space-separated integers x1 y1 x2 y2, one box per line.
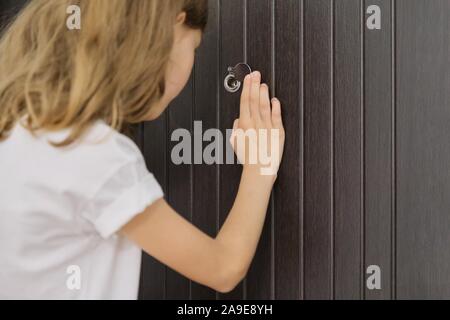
0 119 164 299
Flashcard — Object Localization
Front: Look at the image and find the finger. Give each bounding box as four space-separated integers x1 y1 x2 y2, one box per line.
233 118 239 130
229 118 239 146
271 98 283 130
259 84 272 128
239 75 251 120
249 71 262 123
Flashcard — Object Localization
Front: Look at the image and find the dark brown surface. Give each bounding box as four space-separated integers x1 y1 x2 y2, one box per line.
137 0 450 300
303 0 333 299
217 0 245 300
140 113 168 299
245 0 274 300
190 0 221 300
165 72 194 299
396 0 450 299
363 0 394 300
273 0 303 300
334 0 363 300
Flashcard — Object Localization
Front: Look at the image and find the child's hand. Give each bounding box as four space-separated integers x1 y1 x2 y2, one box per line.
230 71 285 177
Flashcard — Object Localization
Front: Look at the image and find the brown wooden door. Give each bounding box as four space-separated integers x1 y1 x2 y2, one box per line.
137 0 450 300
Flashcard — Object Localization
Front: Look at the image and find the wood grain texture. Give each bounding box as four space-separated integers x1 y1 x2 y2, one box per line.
364 0 393 300
134 0 450 300
165 73 194 299
303 0 333 300
139 115 169 300
274 0 302 300
191 0 220 300
396 0 450 299
245 0 274 300
333 0 363 300
217 0 246 300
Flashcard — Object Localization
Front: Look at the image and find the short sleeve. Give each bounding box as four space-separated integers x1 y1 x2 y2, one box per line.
81 153 164 239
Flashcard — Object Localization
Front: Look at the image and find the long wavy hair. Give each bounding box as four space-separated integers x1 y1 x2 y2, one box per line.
0 0 207 146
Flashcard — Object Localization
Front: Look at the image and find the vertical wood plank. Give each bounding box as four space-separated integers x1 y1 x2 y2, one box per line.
218 0 245 300
139 116 168 300
132 124 144 151
191 0 220 300
364 0 393 300
396 0 450 299
245 0 274 300
333 0 363 299
165 75 194 299
274 0 302 300
303 0 333 300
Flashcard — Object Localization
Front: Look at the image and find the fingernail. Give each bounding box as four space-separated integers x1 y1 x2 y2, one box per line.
252 71 261 80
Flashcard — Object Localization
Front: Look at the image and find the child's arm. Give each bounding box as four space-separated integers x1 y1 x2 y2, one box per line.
121 71 284 293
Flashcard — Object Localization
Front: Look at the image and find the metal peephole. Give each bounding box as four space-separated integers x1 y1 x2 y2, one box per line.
224 63 252 93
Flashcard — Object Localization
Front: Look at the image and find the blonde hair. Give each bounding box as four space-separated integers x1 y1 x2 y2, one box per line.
0 0 207 146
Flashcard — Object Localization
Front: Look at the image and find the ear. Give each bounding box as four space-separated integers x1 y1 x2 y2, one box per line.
175 12 187 26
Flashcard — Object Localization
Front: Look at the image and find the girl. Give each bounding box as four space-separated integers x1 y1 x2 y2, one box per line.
0 0 284 299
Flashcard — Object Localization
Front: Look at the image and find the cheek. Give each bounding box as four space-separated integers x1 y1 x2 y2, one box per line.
164 52 195 102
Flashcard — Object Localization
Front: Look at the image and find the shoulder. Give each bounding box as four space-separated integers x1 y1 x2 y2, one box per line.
77 121 145 168
76 122 163 239
14 118 144 169
53 121 151 203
